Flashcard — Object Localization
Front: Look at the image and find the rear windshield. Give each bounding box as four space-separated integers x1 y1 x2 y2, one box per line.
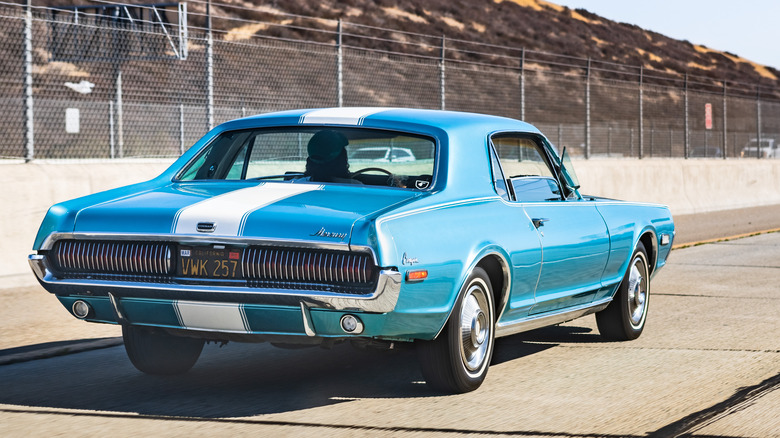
177 127 436 190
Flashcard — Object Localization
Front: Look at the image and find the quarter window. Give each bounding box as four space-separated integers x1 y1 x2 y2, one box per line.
489 146 510 201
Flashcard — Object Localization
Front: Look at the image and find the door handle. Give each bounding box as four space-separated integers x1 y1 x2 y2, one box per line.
532 218 549 228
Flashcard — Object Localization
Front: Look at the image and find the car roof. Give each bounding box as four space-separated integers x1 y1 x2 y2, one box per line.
217 107 542 138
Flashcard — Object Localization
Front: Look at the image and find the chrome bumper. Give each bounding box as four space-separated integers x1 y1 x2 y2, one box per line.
29 254 402 314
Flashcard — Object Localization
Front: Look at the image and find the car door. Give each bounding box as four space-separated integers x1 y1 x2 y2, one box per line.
492 134 610 315
487 145 543 322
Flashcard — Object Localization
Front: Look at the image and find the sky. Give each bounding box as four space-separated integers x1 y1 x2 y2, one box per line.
552 0 780 70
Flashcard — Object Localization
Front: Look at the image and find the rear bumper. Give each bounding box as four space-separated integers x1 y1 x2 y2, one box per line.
29 253 402 314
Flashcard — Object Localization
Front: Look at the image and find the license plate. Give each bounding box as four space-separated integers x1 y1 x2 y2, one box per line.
177 246 243 279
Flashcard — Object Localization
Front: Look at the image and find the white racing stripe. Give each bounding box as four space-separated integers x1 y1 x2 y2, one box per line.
174 301 250 333
173 183 320 236
299 107 392 125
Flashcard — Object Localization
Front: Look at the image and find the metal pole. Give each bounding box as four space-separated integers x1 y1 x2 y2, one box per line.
638 66 644 159
440 36 446 110
109 100 115 159
24 0 34 162
206 0 214 130
337 19 343 107
116 67 124 158
722 82 727 159
585 57 591 159
179 102 185 155
684 74 689 159
520 48 525 120
650 123 655 158
756 85 762 159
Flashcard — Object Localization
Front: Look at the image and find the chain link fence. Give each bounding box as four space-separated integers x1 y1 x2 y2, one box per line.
1 0 779 160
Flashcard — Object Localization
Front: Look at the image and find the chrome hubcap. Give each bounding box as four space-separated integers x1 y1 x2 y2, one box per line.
627 254 648 328
459 282 491 374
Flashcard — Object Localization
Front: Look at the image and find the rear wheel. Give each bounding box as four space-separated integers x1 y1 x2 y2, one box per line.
417 267 495 393
123 325 204 375
596 242 650 341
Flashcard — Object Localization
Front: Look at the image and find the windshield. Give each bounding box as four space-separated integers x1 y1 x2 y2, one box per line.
177 127 436 190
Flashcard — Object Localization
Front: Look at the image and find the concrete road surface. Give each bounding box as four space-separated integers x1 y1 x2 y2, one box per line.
1 231 779 436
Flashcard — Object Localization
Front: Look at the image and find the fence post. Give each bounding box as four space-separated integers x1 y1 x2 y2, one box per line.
684 74 689 159
440 36 446 110
722 82 727 159
109 100 115 158
650 122 655 157
756 85 762 159
337 19 343 107
638 66 643 159
24 0 34 162
179 101 185 155
206 0 214 131
116 67 124 158
520 48 525 120
585 57 591 159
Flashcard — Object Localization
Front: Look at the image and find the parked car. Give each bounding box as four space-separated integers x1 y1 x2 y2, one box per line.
740 138 779 158
349 146 416 162
29 108 675 393
690 146 723 158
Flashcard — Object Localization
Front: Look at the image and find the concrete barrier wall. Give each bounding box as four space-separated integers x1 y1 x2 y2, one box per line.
2 160 174 281
574 159 780 215
3 159 780 280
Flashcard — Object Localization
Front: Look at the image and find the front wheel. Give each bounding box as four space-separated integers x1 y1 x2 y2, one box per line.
123 325 204 375
596 242 650 341
417 267 495 393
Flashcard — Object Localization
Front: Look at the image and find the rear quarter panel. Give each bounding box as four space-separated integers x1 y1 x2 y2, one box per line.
373 196 533 340
593 201 674 301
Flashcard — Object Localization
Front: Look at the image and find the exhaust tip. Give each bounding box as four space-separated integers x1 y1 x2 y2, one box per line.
72 300 92 319
340 314 364 334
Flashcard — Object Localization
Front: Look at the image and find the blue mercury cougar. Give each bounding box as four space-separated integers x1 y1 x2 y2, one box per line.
30 108 674 393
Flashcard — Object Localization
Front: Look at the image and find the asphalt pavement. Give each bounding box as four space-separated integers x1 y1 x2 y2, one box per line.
672 203 780 246
1 205 779 437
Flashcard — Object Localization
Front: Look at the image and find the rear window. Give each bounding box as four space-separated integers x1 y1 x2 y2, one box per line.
177 127 436 190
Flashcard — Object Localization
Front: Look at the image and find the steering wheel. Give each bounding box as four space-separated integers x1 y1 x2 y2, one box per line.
351 167 393 177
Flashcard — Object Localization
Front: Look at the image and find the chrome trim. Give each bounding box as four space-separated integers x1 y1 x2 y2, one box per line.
433 251 513 341
108 292 127 324
72 300 91 319
28 254 46 279
495 297 612 338
29 253 402 313
340 314 364 334
641 229 658 273
300 302 316 336
196 222 216 233
52 240 173 276
39 232 363 256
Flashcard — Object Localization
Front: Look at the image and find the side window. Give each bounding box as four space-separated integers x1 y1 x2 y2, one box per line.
492 134 562 202
489 145 510 201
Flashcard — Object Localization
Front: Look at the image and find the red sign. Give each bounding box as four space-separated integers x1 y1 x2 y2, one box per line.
705 103 713 130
